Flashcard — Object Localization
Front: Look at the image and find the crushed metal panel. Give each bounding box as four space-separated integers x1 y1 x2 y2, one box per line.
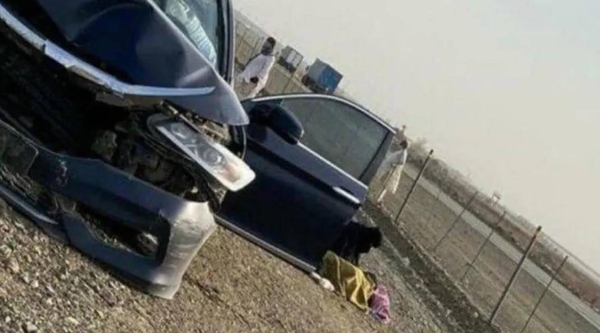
0 0 248 125
0 119 217 299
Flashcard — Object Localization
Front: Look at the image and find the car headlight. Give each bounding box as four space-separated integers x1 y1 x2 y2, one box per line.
156 121 255 192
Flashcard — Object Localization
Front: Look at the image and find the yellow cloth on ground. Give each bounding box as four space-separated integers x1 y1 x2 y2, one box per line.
320 251 375 312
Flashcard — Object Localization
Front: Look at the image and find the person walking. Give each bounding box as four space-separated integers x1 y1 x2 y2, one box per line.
236 37 277 99
376 140 409 205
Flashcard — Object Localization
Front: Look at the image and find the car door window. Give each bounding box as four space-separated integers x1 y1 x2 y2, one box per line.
280 97 387 180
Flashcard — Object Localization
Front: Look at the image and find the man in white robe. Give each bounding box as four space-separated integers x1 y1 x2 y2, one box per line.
236 37 277 99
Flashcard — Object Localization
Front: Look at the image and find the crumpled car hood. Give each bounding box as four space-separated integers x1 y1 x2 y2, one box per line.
31 0 248 126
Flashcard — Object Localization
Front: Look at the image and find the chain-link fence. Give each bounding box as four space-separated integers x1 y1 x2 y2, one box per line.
233 13 600 333
234 18 310 96
369 155 600 333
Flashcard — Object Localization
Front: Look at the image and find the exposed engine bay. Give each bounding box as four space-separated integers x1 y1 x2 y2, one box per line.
0 34 244 211
0 0 253 213
0 0 256 298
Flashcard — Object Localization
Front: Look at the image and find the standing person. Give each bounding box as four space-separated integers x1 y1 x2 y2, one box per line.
396 125 407 143
236 37 277 99
376 140 409 205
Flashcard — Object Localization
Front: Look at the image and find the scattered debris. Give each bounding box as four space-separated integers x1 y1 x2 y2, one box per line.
6 257 20 274
65 316 80 326
0 244 12 258
22 322 38 333
399 256 411 267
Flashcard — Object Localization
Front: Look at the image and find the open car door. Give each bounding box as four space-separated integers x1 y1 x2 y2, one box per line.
217 94 394 270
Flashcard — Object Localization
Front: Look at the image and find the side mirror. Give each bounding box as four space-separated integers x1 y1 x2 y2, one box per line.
267 105 304 145
250 104 304 145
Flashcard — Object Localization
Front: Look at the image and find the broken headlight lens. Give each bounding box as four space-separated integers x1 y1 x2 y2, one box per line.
157 121 255 192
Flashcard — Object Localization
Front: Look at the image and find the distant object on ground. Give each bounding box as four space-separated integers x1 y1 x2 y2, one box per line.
278 46 304 73
302 59 343 94
491 192 502 205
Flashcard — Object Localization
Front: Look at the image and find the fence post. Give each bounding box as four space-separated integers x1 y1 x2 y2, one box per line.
238 24 250 64
432 191 479 252
394 149 434 224
520 256 569 333
460 211 507 281
240 23 249 50
489 226 542 325
282 74 293 94
282 68 297 94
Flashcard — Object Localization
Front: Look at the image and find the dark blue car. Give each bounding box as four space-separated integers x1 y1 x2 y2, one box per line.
219 94 394 271
0 0 394 298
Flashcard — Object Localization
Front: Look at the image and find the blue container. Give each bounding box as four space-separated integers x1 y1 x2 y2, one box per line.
306 59 343 94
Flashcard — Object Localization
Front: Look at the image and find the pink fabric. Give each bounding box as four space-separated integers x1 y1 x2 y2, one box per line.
368 285 391 324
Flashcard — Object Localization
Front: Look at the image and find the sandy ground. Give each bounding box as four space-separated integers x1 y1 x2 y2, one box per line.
0 196 449 333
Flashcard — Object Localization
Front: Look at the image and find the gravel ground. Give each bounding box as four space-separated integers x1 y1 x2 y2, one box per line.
0 30 480 333
0 197 448 333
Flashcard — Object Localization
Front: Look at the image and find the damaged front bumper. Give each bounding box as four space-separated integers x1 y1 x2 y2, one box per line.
0 119 217 299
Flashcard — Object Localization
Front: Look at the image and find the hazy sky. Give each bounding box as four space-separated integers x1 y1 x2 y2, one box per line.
233 0 600 271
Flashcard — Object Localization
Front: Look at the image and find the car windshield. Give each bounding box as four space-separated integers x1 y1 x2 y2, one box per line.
154 0 223 69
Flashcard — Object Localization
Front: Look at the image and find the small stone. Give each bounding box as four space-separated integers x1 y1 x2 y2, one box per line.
59 274 68 281
0 245 12 258
65 317 79 326
400 256 411 267
6 257 19 274
473 311 479 319
31 280 39 289
22 274 31 284
5 316 11 323
46 285 56 295
95 310 105 319
445 309 452 318
44 298 54 306
23 322 38 332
